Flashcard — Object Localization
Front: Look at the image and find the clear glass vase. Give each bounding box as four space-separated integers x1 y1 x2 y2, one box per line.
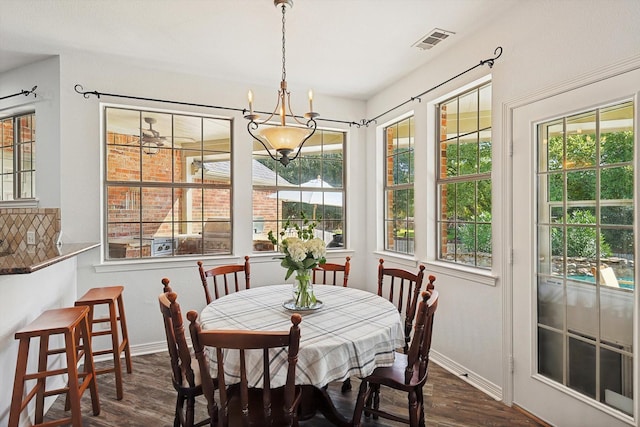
293 269 316 309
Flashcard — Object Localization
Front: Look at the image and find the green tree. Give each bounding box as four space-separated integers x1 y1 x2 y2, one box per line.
551 209 611 258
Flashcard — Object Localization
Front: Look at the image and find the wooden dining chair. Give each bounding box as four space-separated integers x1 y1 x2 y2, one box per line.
313 256 351 287
197 256 250 304
352 289 440 427
378 258 433 354
158 278 211 427
187 310 303 427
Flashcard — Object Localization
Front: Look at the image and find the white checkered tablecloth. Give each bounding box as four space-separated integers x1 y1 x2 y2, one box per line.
199 284 404 388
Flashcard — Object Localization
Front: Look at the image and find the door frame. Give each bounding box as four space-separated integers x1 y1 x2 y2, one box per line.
502 55 640 425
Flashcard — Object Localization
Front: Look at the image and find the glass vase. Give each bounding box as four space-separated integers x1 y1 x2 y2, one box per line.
293 269 316 309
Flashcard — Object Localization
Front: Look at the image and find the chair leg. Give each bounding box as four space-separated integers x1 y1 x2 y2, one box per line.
175 393 185 427
186 395 196 427
117 294 133 374
408 389 419 427
341 377 352 392
371 383 380 419
352 379 370 427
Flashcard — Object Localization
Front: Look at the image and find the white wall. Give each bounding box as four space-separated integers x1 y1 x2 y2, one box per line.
2 1 639 420
362 0 640 400
0 258 78 426
0 56 61 207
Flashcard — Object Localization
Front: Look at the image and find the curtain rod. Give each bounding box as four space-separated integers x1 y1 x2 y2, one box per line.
73 45 503 129
361 46 503 127
73 85 360 127
0 86 37 101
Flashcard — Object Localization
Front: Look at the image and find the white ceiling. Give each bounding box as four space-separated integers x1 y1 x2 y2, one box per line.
0 0 518 100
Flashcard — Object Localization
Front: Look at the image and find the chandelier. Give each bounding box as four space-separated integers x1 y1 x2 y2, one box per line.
245 0 318 166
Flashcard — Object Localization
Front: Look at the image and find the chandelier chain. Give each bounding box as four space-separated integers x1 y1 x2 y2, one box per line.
281 3 286 83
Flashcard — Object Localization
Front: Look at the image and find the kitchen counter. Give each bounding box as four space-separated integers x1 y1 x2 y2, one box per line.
0 242 99 274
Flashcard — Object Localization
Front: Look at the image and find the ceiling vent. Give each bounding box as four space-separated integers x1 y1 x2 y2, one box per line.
413 28 455 50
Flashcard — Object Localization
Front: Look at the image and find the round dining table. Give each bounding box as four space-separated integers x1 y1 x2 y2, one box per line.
199 283 404 426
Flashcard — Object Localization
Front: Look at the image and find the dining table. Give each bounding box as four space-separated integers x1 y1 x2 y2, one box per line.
199 283 405 426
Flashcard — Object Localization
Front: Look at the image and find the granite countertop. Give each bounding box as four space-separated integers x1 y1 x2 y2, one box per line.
0 243 99 274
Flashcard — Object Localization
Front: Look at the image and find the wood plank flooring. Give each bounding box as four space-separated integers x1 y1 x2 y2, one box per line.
45 352 546 426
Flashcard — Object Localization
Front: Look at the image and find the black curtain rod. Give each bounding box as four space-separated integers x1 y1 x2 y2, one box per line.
0 86 37 101
73 85 360 127
73 46 502 129
362 46 503 127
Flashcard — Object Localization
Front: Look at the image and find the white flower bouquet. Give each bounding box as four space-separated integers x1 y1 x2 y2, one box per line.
268 214 327 308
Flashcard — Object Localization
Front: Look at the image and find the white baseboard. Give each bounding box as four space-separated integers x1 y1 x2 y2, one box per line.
430 349 503 401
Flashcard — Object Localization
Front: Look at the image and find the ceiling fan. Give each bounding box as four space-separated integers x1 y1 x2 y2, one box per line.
141 117 169 145
140 117 168 155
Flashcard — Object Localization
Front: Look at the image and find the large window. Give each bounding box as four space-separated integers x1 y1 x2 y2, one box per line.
536 100 634 415
384 116 414 254
252 128 345 251
436 83 491 267
1 113 35 201
104 107 232 260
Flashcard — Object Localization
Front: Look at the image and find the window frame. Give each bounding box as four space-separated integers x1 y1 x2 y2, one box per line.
436 81 492 269
102 105 233 262
251 126 347 252
381 114 415 255
1 111 36 203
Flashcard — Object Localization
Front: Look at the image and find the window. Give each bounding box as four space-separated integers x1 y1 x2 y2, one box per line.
436 83 491 267
252 128 345 251
1 112 36 201
383 116 415 254
536 100 634 414
104 107 232 260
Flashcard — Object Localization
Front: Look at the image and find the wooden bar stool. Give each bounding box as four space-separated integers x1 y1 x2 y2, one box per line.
75 285 132 400
9 306 100 427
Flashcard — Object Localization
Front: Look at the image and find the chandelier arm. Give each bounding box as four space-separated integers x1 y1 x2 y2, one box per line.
286 91 307 125
286 119 317 163
247 121 282 163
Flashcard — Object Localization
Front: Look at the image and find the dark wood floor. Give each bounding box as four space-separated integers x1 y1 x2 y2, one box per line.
46 352 545 426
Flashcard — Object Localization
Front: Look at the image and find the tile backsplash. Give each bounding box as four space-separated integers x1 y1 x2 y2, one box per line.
0 208 61 253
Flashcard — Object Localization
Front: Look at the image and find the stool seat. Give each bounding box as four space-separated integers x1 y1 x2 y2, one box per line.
9 306 100 427
75 285 132 400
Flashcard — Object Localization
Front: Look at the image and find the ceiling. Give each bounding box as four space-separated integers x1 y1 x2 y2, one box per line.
0 0 518 101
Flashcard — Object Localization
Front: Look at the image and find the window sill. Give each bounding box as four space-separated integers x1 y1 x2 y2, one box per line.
94 254 243 273
0 198 39 208
373 250 419 268
421 260 497 287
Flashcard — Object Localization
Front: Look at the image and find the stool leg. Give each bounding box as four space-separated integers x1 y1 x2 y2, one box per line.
65 328 83 427
117 294 133 374
35 333 50 424
80 313 101 416
8 338 30 427
108 300 124 400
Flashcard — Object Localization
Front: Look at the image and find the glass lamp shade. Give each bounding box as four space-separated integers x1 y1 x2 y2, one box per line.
259 126 311 151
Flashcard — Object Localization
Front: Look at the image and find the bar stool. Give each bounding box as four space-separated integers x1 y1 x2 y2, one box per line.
75 285 132 400
9 306 100 427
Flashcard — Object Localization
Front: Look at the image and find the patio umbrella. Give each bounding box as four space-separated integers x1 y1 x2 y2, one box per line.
269 176 343 219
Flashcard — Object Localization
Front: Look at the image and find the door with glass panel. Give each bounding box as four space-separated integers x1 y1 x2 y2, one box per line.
512 69 638 426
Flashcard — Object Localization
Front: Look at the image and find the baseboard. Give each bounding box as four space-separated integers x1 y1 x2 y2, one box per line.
430 349 503 401
92 340 171 363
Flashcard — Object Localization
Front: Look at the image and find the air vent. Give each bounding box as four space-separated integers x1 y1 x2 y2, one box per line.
413 28 455 50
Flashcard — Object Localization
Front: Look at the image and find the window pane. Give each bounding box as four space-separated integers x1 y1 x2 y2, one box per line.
566 170 595 201
437 83 491 267
601 166 633 200
537 100 635 413
458 133 478 175
601 101 633 165
458 90 478 134
104 107 232 260
566 111 596 168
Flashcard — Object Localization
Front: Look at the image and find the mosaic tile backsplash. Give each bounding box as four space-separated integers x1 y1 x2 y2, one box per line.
0 208 61 254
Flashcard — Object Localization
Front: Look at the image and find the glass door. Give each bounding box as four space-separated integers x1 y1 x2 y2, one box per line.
512 68 638 426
